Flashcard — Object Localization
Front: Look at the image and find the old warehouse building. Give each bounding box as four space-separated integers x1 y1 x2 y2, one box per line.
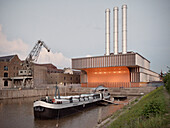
0 55 23 88
72 5 160 88
34 64 80 87
0 55 80 89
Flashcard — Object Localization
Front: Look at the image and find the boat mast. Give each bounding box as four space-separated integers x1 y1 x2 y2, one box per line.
55 85 60 99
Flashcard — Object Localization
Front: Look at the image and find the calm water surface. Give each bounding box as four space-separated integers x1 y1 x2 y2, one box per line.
0 97 125 128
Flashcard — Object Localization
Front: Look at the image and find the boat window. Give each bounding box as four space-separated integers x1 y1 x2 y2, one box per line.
69 97 73 103
94 94 100 99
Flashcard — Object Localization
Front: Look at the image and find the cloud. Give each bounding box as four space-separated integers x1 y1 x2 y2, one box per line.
38 48 71 68
0 24 71 68
0 25 29 60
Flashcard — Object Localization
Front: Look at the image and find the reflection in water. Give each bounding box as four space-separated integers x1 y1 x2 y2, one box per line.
0 97 130 128
98 107 102 124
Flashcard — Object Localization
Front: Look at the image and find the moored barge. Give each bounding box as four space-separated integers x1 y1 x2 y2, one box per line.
33 86 110 119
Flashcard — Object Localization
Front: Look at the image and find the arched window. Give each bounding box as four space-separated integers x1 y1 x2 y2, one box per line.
4 72 8 77
4 81 8 86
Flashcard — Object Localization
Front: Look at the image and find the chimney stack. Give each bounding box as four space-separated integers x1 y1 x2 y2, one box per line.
122 5 127 54
105 8 110 56
113 7 119 55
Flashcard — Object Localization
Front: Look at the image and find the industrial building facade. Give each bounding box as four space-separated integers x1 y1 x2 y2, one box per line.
72 5 160 88
72 52 160 88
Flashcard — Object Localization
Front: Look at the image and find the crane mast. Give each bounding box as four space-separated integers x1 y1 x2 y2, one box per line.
26 40 50 63
18 40 50 87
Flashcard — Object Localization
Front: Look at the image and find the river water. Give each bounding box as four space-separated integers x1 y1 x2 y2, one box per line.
0 97 125 128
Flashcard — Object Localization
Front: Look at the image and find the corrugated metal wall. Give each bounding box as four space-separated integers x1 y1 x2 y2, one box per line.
72 53 136 69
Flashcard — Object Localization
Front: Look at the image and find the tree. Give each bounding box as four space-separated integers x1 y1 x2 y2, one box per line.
163 67 170 93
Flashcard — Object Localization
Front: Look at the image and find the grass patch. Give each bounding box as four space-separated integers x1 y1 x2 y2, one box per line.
108 86 169 128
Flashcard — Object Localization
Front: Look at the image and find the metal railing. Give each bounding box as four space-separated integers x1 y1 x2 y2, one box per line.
81 82 148 88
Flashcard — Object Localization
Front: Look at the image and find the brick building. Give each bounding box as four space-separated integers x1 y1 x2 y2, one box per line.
35 64 80 86
0 55 23 88
0 55 80 89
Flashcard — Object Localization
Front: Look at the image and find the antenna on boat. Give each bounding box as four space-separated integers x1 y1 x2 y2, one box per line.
55 84 60 99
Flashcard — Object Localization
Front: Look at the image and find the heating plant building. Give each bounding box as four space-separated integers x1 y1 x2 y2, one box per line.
72 5 160 88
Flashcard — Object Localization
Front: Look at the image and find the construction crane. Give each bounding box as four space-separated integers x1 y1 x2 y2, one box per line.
19 40 50 87
21 40 50 70
26 40 50 63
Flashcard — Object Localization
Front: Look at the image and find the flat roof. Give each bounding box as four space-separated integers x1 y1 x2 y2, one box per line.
72 52 150 63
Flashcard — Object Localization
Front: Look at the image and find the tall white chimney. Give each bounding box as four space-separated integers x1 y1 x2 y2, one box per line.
113 7 119 55
105 8 110 56
122 4 127 54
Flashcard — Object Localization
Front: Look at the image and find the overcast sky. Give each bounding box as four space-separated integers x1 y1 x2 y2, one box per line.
0 0 169 73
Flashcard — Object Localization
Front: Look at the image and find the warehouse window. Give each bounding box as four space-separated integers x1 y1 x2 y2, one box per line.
70 77 72 80
4 66 8 71
4 81 8 86
4 73 8 77
64 77 66 80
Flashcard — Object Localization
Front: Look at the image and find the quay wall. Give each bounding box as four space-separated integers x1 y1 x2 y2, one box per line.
0 89 55 99
108 87 156 96
0 86 156 100
0 87 91 100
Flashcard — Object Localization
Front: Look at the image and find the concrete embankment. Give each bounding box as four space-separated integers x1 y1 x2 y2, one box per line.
0 86 156 100
0 87 91 100
0 88 55 99
108 87 156 96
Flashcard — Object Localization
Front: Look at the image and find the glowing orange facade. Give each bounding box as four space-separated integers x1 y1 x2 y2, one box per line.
82 66 131 87
84 66 130 83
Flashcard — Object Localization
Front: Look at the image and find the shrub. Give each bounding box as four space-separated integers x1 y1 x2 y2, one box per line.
142 99 165 118
163 70 170 93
